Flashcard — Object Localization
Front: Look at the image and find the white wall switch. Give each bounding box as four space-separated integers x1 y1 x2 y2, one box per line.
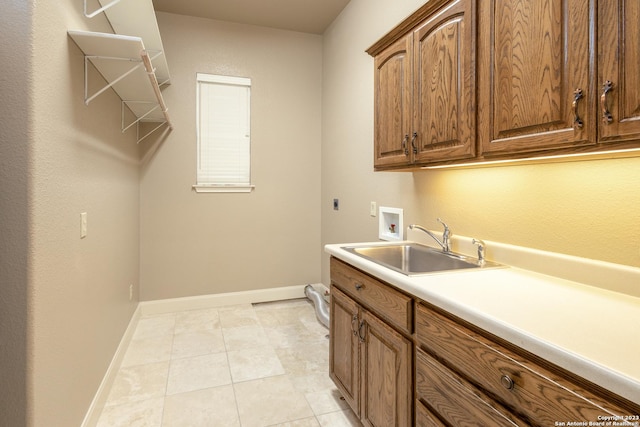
80 212 87 238
370 201 377 217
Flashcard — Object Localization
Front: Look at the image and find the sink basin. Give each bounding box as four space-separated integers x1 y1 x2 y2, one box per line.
342 243 502 275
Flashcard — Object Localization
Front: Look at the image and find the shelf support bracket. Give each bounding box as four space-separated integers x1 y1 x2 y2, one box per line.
137 121 168 144
83 55 144 105
84 0 123 18
121 101 169 144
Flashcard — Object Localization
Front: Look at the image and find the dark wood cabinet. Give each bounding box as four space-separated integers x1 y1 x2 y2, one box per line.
368 0 476 170
477 0 596 156
373 35 413 168
368 0 640 168
412 0 476 164
329 258 412 426
329 256 640 426
597 0 640 145
328 285 360 414
359 308 411 426
415 301 640 426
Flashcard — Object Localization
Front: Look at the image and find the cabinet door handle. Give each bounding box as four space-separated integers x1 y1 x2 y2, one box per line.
351 314 359 336
401 134 409 155
411 132 418 154
357 320 365 343
354 282 364 291
601 80 613 124
572 88 584 129
500 374 515 390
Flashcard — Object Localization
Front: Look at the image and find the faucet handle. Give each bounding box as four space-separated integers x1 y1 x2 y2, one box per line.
472 239 486 265
436 218 451 252
436 218 450 237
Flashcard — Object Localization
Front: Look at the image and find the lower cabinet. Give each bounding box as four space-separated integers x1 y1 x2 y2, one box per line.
329 285 360 413
329 258 412 426
329 257 640 426
415 301 640 426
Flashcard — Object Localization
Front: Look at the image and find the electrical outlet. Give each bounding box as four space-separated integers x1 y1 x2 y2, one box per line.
370 201 377 217
129 284 133 301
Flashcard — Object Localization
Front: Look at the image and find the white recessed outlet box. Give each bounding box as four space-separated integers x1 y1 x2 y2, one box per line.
379 206 403 241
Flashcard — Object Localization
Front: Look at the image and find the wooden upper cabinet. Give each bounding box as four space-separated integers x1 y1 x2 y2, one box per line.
373 36 413 168
598 0 640 144
413 0 476 163
369 0 640 168
478 0 596 156
369 0 476 169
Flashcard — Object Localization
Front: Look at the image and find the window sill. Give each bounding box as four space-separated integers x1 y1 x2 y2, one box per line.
192 184 255 193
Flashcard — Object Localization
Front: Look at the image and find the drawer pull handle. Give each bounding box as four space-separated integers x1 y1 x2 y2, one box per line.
500 374 515 390
355 283 364 291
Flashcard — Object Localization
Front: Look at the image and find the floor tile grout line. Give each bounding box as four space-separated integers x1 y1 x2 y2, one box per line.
98 301 354 426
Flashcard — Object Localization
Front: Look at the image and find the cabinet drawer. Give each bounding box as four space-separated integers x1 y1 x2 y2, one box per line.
416 303 634 426
416 348 528 426
415 400 447 427
330 257 412 334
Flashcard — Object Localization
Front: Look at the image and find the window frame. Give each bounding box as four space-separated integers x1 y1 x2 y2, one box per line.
193 73 254 193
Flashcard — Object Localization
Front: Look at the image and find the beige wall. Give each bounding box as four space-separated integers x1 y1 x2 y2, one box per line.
321 0 426 283
321 0 640 285
0 0 141 424
140 13 323 300
412 159 640 265
3 0 638 424
0 2 33 425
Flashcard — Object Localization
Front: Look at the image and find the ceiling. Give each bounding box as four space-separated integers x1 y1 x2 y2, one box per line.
152 0 351 35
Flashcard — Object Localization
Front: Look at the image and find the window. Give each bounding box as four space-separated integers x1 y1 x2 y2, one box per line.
193 73 253 193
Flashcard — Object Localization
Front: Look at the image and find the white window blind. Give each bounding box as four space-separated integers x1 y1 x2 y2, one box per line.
194 73 253 193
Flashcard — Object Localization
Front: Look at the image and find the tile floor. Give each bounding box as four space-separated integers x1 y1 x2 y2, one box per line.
96 298 362 426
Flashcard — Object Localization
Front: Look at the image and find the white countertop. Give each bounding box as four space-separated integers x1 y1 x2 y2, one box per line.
325 240 640 405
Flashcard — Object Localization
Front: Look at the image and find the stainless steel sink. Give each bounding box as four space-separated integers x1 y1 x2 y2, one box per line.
342 243 502 275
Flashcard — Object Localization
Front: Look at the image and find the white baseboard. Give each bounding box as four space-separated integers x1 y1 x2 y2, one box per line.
82 283 326 425
81 306 141 427
139 284 322 315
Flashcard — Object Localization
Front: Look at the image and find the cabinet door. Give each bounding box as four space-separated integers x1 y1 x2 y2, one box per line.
413 0 476 163
478 0 596 156
598 0 640 144
360 309 412 427
329 286 360 415
373 35 413 169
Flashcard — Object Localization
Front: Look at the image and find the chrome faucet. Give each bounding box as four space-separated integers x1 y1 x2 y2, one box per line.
409 218 451 253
